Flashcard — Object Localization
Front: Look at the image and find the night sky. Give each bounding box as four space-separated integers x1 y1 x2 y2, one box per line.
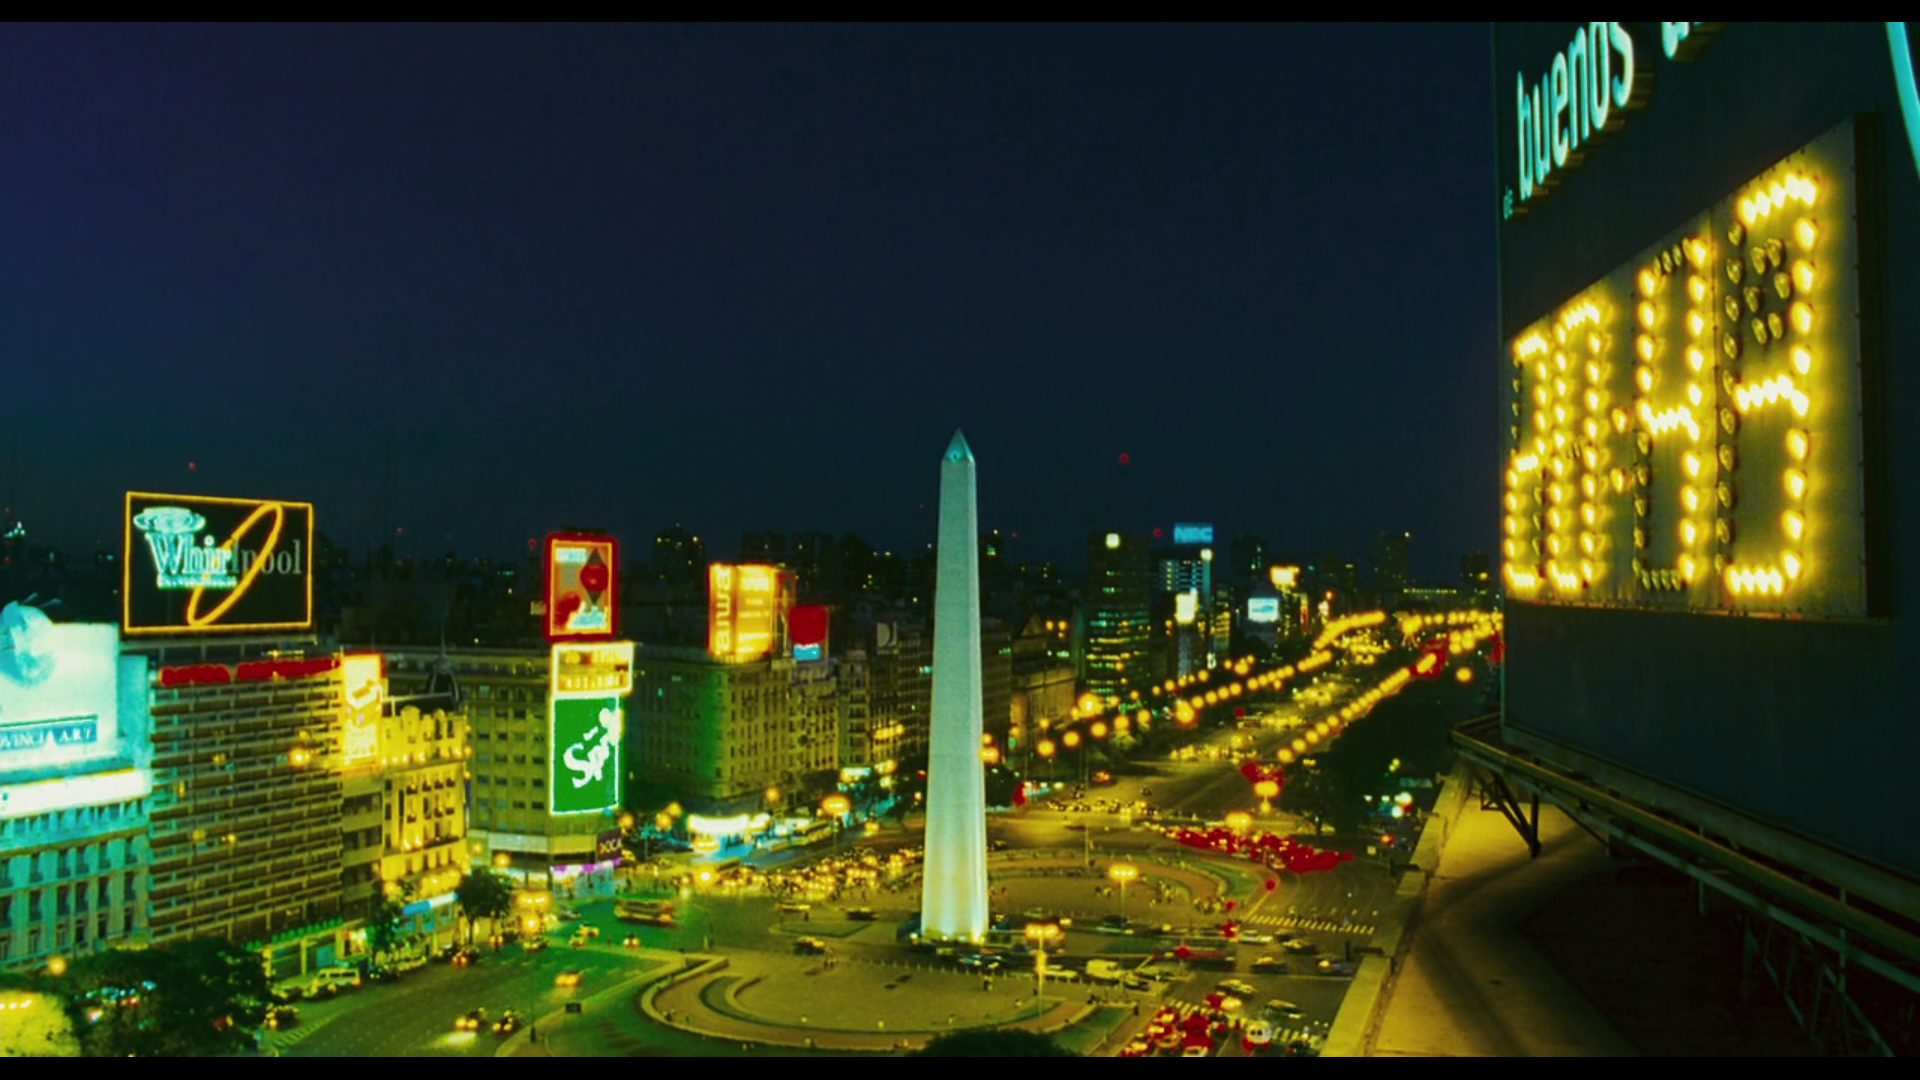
3 24 1496 576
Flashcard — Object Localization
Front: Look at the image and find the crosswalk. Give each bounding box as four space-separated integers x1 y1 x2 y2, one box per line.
1243 912 1375 936
263 1011 340 1055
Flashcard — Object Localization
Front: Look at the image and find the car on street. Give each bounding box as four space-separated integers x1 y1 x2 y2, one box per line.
957 954 1003 972
793 937 829 955
555 969 584 988
455 1008 488 1032
1119 1038 1153 1058
264 1005 299 1030
1282 938 1319 955
524 937 549 953
450 946 480 967
776 901 811 913
1313 958 1357 976
1238 930 1274 945
845 907 878 921
1251 956 1289 974
493 1010 524 1037
1266 999 1306 1019
555 907 581 922
1216 978 1258 998
622 934 642 948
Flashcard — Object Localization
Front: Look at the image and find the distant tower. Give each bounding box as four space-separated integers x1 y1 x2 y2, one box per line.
920 430 989 942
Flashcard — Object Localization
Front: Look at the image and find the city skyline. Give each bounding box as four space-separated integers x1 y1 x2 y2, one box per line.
0 23 1494 572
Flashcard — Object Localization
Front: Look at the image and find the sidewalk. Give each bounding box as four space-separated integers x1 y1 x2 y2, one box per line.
1361 798 1636 1056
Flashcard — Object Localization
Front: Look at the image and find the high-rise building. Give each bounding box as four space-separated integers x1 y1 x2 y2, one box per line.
1081 532 1153 700
386 648 607 890
1230 534 1268 582
652 526 705 589
628 646 821 815
337 656 469 948
1009 615 1074 755
1461 552 1493 594
1376 531 1412 595
0 610 152 973
139 641 349 970
740 531 786 563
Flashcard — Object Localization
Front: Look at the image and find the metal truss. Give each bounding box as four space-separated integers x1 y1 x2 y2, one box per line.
1453 715 1919 1057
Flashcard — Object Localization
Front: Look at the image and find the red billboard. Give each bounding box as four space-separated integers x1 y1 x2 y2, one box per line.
791 604 829 662
544 533 618 642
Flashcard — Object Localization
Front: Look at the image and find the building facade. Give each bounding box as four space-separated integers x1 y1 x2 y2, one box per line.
386 648 603 884
1080 532 1153 701
0 613 152 972
138 640 348 968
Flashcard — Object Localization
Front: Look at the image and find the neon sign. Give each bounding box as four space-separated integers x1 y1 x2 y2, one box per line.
551 641 633 696
550 696 622 815
1502 120 1869 616
708 562 793 661
132 507 238 589
123 493 314 635
1507 23 1718 220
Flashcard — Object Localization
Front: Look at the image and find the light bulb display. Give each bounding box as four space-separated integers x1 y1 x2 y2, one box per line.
1502 121 1867 616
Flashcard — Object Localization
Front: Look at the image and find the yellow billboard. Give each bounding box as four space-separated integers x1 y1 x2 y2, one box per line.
708 563 794 661
1502 119 1868 617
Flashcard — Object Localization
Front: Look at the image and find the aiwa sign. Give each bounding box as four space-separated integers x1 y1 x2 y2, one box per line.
123 492 314 635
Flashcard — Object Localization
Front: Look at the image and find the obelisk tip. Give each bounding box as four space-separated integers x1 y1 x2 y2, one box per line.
944 429 973 464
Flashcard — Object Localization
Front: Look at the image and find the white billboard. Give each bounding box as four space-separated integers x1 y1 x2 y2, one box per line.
0 607 121 775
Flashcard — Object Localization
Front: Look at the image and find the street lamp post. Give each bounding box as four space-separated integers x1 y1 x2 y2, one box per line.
822 794 851 852
1107 862 1138 925
1025 922 1061 1017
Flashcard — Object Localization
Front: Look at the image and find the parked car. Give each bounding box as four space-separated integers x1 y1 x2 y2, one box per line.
793 937 829 955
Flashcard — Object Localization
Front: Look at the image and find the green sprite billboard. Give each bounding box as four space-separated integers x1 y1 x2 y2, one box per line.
551 695 622 815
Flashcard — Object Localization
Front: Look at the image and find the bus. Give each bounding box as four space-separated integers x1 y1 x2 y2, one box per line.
793 819 834 847
616 898 676 926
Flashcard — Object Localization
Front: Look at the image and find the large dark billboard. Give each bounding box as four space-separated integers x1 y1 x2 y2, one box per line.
123 492 315 636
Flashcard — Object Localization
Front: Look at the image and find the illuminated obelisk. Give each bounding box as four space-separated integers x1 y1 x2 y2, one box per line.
919 429 989 943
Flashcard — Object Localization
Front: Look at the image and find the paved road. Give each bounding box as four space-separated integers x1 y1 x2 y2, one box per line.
271 932 668 1057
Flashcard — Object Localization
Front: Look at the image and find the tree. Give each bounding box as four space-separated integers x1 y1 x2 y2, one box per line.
50 938 270 1057
0 988 80 1057
911 1030 1073 1057
455 868 515 945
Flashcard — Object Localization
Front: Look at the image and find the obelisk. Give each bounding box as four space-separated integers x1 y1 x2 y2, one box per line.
919 429 989 943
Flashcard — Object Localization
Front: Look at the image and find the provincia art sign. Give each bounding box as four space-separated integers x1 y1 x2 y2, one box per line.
123 492 314 635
